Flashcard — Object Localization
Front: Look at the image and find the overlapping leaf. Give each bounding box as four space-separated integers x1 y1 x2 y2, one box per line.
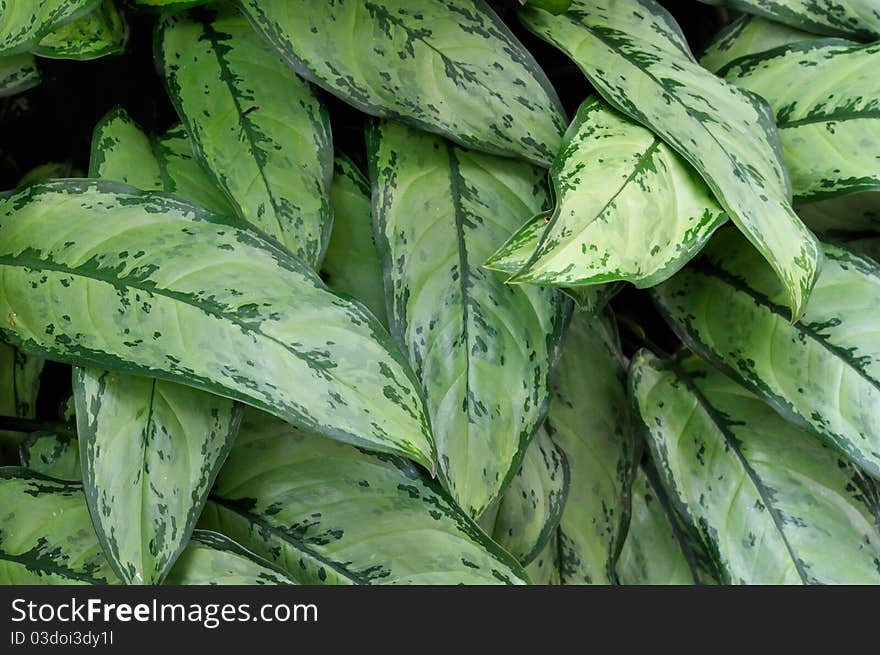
320 156 387 326
0 54 40 96
797 193 880 235
699 14 817 73
523 531 560 585
486 96 726 289
0 180 436 470
89 106 163 189
698 0 880 41
232 0 567 167
0 344 44 464
157 6 333 268
548 312 634 585
19 431 80 480
0 0 99 54
654 228 880 481
369 120 568 517
722 40 880 203
519 0 821 320
34 0 127 61
199 409 530 585
490 426 568 565
630 351 880 584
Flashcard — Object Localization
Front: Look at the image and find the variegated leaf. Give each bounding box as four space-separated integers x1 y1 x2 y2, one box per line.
617 464 718 585
519 0 822 320
491 426 569 566
74 368 242 585
0 180 436 470
232 0 567 167
17 161 74 186
199 409 530 585
630 350 880 584
153 125 236 217
0 0 99 54
798 193 880 235
698 0 880 40
162 530 297 585
20 431 80 480
0 53 39 96
722 40 880 203
0 343 44 464
699 14 818 73
486 96 726 289
653 228 880 481
34 0 127 61
89 106 163 189
321 155 387 326
549 311 634 585
523 530 561 585
368 120 568 517
156 6 333 268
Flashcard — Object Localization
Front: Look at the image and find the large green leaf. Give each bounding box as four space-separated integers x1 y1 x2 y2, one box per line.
0 468 117 584
232 0 567 167
34 0 127 61
20 431 81 480
0 343 43 464
368 120 568 517
486 96 726 289
491 426 569 566
0 469 295 584
721 40 880 203
199 409 530 585
320 155 387 326
698 0 880 41
162 530 296 585
153 125 236 217
699 14 818 73
519 0 821 320
0 180 436 470
630 350 880 584
548 311 634 584
0 53 40 96
523 530 561 584
156 7 333 268
617 464 718 585
0 0 99 54
89 106 163 189
653 228 880 481
74 368 242 585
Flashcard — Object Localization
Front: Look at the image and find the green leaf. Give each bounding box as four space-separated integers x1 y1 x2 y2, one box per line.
153 125 236 217
20 431 81 480
522 0 572 14
0 343 44 464
17 161 74 186
617 464 718 585
0 0 99 55
74 368 242 585
232 0 567 167
486 96 726 289
699 14 819 73
156 7 333 268
199 409 530 585
162 530 297 585
523 530 560 584
848 235 880 262
368 120 568 517
721 40 880 203
34 0 127 61
320 155 388 326
797 193 880 235
132 0 210 9
0 468 118 584
89 106 164 190
0 53 40 96
653 228 880 482
519 0 822 321
629 350 880 584
698 0 880 41
0 179 436 471
548 311 634 584
491 426 569 566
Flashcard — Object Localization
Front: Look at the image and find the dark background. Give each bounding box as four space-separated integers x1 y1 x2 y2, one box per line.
0 1 728 423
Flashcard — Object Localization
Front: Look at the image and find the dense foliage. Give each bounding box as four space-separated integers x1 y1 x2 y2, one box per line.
1 0 879 585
